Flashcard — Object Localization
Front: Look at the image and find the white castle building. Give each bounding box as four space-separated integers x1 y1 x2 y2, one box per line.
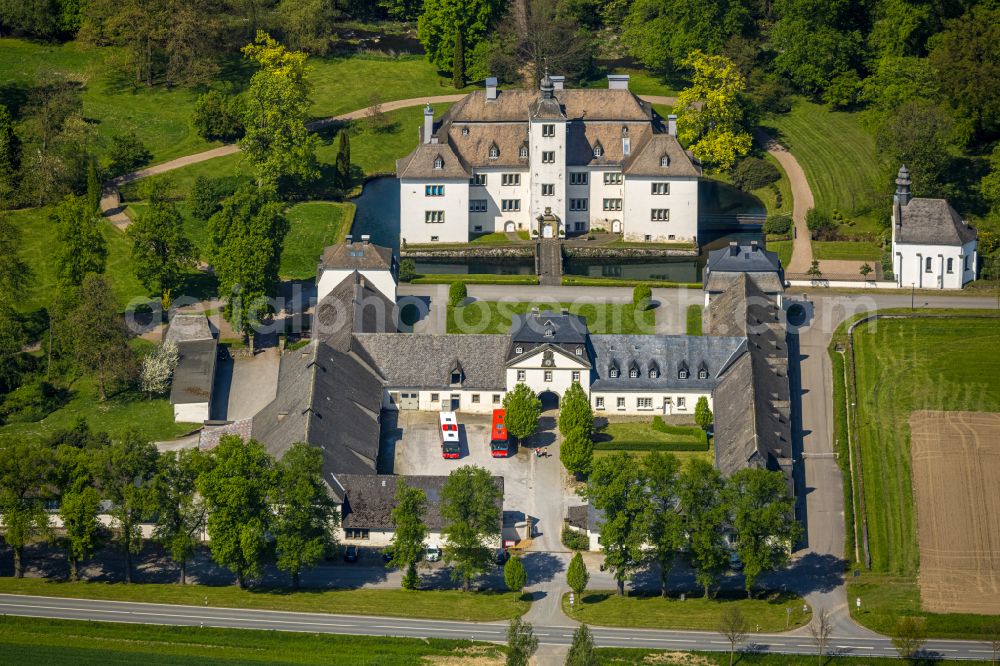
396 74 702 244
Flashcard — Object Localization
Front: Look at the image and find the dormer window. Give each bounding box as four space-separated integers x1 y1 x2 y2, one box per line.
544 328 554 337
489 144 500 159
679 369 689 380
610 369 619 378
433 155 444 169
461 127 469 136
515 345 523 354
621 126 628 136
451 371 461 384
660 154 670 167
593 142 604 158
575 347 583 356
519 145 528 159
698 369 708 379
649 369 658 379
629 368 638 379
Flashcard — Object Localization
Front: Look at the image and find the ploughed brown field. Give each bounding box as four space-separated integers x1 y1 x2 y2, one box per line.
910 410 1000 614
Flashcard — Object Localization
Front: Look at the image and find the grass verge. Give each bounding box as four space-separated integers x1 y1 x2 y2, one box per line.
280 202 356 279
596 648 992 665
447 301 654 334
0 578 529 622
562 590 808 632
686 304 703 336
0 615 502 666
812 241 883 261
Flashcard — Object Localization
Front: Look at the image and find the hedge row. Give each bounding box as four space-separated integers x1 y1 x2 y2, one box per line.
561 276 702 289
594 439 710 452
651 417 706 441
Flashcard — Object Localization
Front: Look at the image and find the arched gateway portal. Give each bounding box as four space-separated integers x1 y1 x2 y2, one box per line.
539 390 560 411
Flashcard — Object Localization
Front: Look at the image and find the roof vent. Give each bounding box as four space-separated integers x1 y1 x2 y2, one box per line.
277 411 287 421
729 241 739 256
361 234 370 244
607 74 630 90
345 234 353 244
550 75 565 90
667 114 677 137
486 76 498 100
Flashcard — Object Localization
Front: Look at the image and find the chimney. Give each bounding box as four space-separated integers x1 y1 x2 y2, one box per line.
667 114 677 137
607 74 630 90
550 75 565 90
750 240 759 251
345 234 353 244
361 234 370 244
277 411 288 421
729 241 739 256
894 164 911 207
485 76 498 100
423 103 434 144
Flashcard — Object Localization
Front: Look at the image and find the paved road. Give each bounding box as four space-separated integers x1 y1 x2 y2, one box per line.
3 593 997 660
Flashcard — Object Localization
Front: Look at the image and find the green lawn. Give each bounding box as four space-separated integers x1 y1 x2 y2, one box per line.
0 578 529 622
280 202 355 279
843 314 1000 639
767 240 793 269
563 591 808 632
812 241 883 261
686 304 702 336
470 230 531 244
596 419 708 452
9 207 152 311
596 648 992 665
766 99 885 220
0 615 502 666
447 301 655 334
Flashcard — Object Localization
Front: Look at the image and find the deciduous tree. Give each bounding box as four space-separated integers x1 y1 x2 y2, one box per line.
389 479 429 590
53 194 106 287
506 617 538 666
725 467 801 597
417 0 504 74
69 274 135 401
59 486 101 581
198 436 276 588
273 443 338 588
560 428 595 478
876 101 957 198
565 623 596 665
503 382 541 443
91 431 158 584
586 452 650 596
128 184 195 302
503 554 526 597
0 104 21 207
0 441 53 577
678 458 728 597
675 50 752 170
140 340 179 396
193 92 244 142
559 381 593 438
187 176 222 222
276 0 339 55
566 551 589 597
644 451 684 597
0 215 30 298
151 448 210 584
107 131 152 176
718 606 749 666
809 607 833 665
440 465 502 591
891 616 927 659
240 32 320 187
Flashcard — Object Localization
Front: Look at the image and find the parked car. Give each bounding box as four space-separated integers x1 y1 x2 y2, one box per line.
425 545 442 562
343 545 359 562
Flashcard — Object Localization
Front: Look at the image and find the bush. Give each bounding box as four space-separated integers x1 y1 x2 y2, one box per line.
593 439 710 452
763 215 792 236
731 156 781 192
632 284 652 310
0 378 67 423
398 258 417 283
108 132 152 175
193 91 244 142
448 281 468 307
806 208 837 239
561 526 590 551
187 176 221 222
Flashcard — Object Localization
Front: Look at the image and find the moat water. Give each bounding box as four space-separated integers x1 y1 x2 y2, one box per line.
350 177 765 281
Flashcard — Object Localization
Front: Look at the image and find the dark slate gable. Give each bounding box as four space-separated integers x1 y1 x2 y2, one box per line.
896 198 977 246
314 271 397 353
352 333 509 390
589 335 746 392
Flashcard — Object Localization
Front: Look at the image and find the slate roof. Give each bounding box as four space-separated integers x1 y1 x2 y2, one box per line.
170 338 217 406
622 133 702 178
338 474 504 530
589 334 746 392
445 89 652 123
896 198 977 246
198 419 252 450
510 310 589 344
314 271 396 353
567 504 602 533
320 242 394 272
251 341 384 499
396 141 469 180
352 333 510 390
705 242 783 274
705 273 786 347
704 271 785 295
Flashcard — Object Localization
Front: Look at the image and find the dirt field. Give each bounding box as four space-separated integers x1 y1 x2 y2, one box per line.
910 410 1000 614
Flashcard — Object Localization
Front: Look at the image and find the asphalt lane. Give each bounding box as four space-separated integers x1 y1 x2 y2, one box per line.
1 594 996 660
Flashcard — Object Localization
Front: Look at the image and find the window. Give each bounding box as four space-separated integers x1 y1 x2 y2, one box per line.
542 151 555 163
574 222 585 231
965 255 970 270
472 173 487 186
570 198 587 211
474 225 482 232
430 235 439 242
519 145 528 159
425 210 445 224
472 394 480 403
603 198 622 211
637 397 653 410
572 371 580 382
629 368 638 378
544 328 554 337
425 185 444 196
451 371 461 384
678 369 688 379
595 396 605 409
502 199 521 212
493 394 501 404
544 370 553 382
470 199 487 212
644 235 651 242
575 347 583 356
609 368 619 378
660 154 670 167
570 172 588 185
651 209 670 221
542 184 555 196
603 172 622 185
593 143 604 157
617 397 626 409
947 257 954 273
699 369 708 380
677 397 686 409
925 256 932 272
430 393 439 402
489 144 500 159
433 156 443 169
515 345 523 354
461 127 469 136
345 528 369 540
542 124 555 137
651 182 670 195
649 369 658 379
502 173 521 186
517 370 526 382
